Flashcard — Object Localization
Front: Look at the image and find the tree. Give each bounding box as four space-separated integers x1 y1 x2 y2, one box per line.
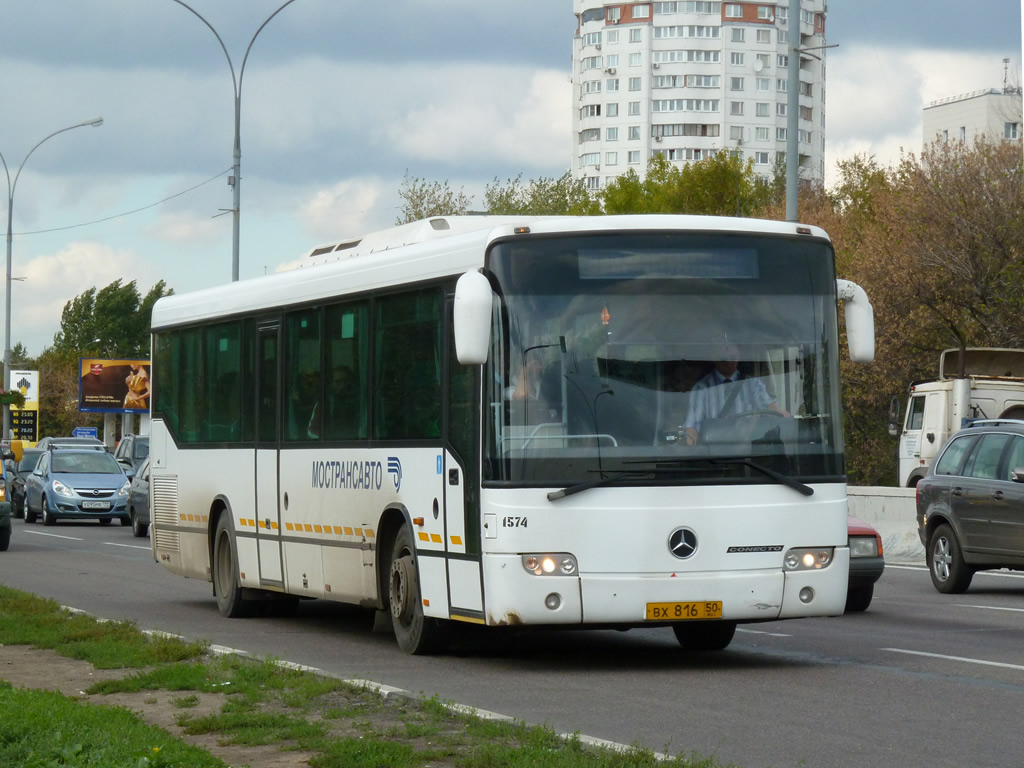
51 279 172 358
395 172 473 224
602 152 775 216
10 343 31 369
36 346 97 441
789 142 1024 485
484 172 600 216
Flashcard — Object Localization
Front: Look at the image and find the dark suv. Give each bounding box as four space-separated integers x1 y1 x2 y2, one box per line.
113 433 149 473
917 419 1024 593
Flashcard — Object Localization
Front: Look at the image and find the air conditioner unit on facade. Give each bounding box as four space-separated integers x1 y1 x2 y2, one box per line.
655 136 662 141
652 62 660 69
607 67 616 74
596 44 602 50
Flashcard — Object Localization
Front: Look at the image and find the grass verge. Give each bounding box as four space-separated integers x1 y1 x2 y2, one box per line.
0 585 737 768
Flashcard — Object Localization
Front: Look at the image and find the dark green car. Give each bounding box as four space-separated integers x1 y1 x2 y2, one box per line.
0 451 12 551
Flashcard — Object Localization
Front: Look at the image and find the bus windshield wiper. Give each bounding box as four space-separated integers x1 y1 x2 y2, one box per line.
626 456 814 497
547 469 677 501
710 458 813 496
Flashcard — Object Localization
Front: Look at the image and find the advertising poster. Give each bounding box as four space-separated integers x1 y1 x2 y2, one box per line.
9 369 39 443
78 358 151 414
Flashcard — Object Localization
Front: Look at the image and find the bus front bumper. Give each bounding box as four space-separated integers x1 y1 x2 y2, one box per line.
480 550 849 627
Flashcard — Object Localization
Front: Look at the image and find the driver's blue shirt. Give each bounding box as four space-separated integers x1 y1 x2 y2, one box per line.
683 369 776 431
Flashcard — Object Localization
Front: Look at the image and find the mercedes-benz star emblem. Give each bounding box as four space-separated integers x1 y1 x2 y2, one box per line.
668 527 698 559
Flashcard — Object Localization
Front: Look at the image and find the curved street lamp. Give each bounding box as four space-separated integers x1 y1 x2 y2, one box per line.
170 0 300 283
0 116 104 439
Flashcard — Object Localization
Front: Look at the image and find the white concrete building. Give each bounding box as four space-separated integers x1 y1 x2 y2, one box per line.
570 1 828 191
922 87 1023 147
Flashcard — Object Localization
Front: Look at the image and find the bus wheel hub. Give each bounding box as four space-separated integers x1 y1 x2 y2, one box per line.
389 556 415 624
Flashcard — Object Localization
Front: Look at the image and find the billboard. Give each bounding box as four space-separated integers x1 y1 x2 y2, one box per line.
78 358 151 414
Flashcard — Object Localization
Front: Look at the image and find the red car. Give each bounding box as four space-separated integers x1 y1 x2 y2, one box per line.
847 515 885 612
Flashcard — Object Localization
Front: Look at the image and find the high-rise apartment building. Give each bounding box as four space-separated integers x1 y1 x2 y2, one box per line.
571 1 827 190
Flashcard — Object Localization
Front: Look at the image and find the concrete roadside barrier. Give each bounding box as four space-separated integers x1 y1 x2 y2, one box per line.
847 486 924 565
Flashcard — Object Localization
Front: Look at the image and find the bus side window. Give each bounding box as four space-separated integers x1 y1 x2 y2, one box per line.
375 289 442 440
324 302 369 441
285 308 322 442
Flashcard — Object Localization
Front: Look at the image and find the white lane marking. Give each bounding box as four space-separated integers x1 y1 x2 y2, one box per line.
105 542 151 551
738 628 792 637
22 531 83 541
884 648 1024 672
887 563 1024 580
955 604 1024 614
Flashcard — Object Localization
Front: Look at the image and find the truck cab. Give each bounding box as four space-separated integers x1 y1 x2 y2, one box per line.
896 348 1024 487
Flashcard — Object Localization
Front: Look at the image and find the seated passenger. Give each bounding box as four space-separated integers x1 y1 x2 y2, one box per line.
506 356 559 425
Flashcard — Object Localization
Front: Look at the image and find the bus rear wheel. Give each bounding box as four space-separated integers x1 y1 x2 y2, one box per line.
213 514 257 618
672 620 737 651
388 524 448 655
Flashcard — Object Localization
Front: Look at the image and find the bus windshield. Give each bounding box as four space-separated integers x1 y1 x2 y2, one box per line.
483 231 844 488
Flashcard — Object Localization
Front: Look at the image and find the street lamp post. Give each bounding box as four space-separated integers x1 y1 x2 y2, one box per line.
170 0 299 283
0 117 104 440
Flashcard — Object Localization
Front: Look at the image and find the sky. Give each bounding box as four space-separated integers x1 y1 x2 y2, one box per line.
0 0 1020 358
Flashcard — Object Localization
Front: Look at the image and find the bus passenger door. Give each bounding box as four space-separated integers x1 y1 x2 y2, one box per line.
255 324 284 584
444 297 483 620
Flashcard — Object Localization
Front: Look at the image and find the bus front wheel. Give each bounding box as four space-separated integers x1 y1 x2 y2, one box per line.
672 620 737 651
388 524 448 655
213 515 257 618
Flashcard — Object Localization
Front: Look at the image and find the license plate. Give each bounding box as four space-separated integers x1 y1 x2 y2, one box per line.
81 500 111 510
645 601 723 621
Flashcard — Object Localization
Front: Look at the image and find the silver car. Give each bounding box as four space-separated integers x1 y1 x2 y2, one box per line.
127 457 150 537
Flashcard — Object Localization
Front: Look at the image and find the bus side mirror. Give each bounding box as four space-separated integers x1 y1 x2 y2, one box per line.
454 271 493 365
836 279 875 363
888 396 901 436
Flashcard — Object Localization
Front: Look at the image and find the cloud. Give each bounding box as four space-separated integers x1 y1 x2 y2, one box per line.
825 46 1021 185
14 242 160 355
297 177 387 244
379 66 571 173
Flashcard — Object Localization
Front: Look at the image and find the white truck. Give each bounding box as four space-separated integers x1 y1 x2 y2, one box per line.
892 348 1024 487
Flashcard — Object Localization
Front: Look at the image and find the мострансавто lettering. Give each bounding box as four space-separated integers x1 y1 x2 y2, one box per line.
311 460 383 491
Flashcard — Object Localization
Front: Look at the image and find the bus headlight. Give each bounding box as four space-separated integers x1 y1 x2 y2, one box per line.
783 547 834 571
522 554 578 576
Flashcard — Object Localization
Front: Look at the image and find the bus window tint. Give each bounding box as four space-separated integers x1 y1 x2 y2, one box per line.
204 322 242 442
324 302 369 440
374 289 442 440
285 309 322 442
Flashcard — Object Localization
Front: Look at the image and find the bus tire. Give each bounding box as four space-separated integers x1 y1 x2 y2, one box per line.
213 514 257 618
672 620 737 651
388 524 448 655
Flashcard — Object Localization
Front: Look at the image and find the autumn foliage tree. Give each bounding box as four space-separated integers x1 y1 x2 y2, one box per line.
787 142 1024 484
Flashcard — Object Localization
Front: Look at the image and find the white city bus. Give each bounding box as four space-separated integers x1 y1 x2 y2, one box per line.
149 215 874 654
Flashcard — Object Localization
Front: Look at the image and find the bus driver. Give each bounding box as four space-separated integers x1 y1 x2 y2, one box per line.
682 343 788 446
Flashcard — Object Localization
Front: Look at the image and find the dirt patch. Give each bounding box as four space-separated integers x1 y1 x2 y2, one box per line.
0 645 318 768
